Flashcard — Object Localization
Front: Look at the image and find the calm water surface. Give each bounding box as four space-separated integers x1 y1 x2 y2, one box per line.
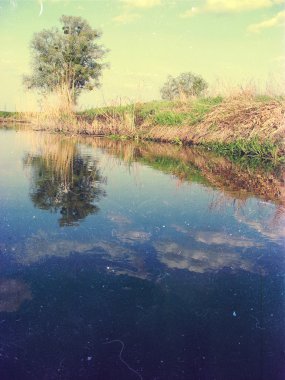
0 127 284 379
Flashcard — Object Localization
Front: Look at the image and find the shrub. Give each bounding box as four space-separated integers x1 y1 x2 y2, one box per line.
160 72 208 101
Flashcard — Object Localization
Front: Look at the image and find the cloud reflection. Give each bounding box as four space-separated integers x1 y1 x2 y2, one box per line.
0 279 32 312
179 228 263 248
154 241 263 274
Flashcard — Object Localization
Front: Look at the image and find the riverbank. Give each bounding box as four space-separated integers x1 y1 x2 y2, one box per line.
0 111 30 125
2 94 285 163
80 95 285 163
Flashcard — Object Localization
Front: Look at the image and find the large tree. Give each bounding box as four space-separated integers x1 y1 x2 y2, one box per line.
24 15 108 107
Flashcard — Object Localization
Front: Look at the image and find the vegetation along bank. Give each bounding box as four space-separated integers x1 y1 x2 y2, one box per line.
1 94 285 164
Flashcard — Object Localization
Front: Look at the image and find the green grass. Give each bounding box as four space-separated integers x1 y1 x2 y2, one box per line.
202 138 284 164
186 97 223 124
80 96 224 127
137 100 174 119
144 97 223 126
154 112 185 126
0 111 18 118
255 94 285 103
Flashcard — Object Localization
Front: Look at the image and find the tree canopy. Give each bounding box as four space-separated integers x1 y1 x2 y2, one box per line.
24 15 108 106
161 72 208 101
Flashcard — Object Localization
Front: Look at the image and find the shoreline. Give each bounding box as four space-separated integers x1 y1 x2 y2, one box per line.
1 95 284 163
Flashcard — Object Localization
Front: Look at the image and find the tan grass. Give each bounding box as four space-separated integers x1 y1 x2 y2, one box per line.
20 86 285 154
196 96 285 144
143 94 285 148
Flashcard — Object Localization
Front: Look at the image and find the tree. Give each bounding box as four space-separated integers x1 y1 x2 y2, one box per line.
24 15 108 107
160 72 208 101
24 140 106 226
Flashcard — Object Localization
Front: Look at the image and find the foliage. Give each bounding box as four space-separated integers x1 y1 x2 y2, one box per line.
23 15 108 106
160 72 208 100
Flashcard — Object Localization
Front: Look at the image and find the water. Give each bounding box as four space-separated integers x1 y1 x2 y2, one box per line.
0 127 284 380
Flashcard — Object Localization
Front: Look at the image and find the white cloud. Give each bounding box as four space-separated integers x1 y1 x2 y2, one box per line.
114 0 161 24
248 10 285 32
205 0 283 13
181 0 284 17
113 12 140 23
120 0 161 8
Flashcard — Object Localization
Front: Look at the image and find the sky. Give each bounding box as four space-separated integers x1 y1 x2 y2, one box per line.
0 0 284 111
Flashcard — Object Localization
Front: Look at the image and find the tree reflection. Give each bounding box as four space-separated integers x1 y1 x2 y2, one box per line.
24 138 106 226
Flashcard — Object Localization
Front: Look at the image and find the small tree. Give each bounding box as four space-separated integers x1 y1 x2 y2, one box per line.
24 15 108 109
161 72 208 101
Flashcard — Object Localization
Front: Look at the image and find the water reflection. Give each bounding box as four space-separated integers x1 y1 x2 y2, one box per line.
235 205 285 242
85 138 285 207
154 241 263 274
0 253 283 380
0 279 32 312
1 132 282 275
0 128 284 379
84 138 285 242
5 225 276 281
170 224 261 247
24 135 106 226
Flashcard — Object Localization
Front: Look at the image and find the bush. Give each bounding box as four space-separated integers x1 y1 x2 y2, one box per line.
160 72 208 101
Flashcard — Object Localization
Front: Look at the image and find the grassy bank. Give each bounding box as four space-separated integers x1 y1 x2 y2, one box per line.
0 111 18 119
2 94 285 163
0 111 27 123
77 94 285 163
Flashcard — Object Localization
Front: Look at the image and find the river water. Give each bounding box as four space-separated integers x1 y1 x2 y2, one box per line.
0 127 284 379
